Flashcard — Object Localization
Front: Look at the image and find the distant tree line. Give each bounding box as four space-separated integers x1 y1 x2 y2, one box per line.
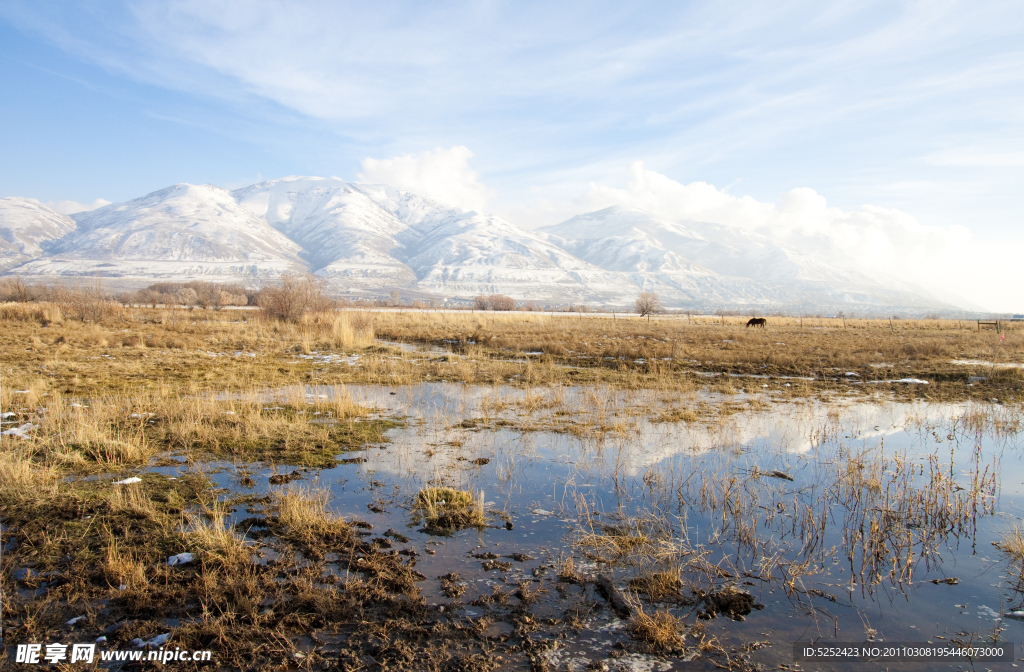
473 294 517 311
119 281 255 309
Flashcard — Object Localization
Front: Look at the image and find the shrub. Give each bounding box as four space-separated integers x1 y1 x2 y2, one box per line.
257 273 333 322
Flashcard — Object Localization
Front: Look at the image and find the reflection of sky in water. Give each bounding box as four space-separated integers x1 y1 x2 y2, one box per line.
191 385 1024 670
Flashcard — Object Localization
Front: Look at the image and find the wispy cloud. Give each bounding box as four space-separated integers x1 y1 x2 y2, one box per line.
44 198 111 215
2 0 1022 307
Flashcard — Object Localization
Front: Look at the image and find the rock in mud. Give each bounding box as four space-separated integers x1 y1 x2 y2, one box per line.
384 528 410 543
596 574 631 618
439 572 466 599
481 559 513 572
699 586 763 621
269 470 302 485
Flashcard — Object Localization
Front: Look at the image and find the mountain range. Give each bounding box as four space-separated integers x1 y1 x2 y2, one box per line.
0 176 962 313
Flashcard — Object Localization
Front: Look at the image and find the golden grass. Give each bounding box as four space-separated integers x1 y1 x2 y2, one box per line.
183 499 252 566
995 525 1024 587
415 486 486 533
0 377 385 472
628 570 685 600
627 601 686 651
0 446 59 497
0 303 1020 404
108 482 160 518
103 533 149 591
273 484 349 542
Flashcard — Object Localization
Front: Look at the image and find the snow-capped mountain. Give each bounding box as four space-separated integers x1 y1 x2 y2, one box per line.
0 178 961 312
233 177 637 301
0 198 77 270
12 184 306 280
539 206 945 311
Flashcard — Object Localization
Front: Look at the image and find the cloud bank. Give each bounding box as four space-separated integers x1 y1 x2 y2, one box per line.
574 161 971 277
358 146 493 212
496 160 991 309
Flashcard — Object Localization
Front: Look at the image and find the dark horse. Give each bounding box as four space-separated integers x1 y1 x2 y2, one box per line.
746 317 767 328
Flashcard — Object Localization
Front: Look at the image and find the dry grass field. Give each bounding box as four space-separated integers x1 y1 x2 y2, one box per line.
1 301 1022 670
1 302 1020 401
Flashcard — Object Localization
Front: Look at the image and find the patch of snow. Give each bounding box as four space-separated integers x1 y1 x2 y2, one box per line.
1 422 38 438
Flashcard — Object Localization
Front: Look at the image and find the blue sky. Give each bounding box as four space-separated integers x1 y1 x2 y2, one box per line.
2 1 1023 309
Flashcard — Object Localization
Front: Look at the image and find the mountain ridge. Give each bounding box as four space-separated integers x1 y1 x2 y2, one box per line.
0 178 964 313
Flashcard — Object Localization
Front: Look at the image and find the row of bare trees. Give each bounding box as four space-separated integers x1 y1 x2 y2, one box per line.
121 281 253 310
473 294 517 311
2 273 668 321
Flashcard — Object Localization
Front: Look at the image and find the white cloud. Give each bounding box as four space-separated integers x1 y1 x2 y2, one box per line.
44 198 111 215
565 162 972 276
513 161 1015 308
358 146 493 212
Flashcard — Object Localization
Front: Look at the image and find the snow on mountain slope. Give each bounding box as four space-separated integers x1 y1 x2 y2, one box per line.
15 184 305 280
0 179 959 312
234 177 637 300
0 198 77 270
541 206 946 309
402 209 637 301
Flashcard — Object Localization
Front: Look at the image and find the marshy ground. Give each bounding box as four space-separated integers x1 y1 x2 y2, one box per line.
2 304 1023 670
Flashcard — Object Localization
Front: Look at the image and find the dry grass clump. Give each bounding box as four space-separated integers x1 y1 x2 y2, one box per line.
108 482 161 519
273 484 349 542
574 520 654 563
556 555 582 584
183 500 252 566
2 382 385 470
45 396 153 466
0 301 62 324
996 525 1024 590
297 311 375 350
414 486 486 533
0 447 59 498
628 571 685 601
103 534 149 591
627 602 686 652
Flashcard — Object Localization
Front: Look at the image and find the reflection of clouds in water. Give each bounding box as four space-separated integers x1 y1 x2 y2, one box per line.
321 383 984 480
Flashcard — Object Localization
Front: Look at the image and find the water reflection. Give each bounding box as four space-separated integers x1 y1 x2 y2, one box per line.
201 383 1023 670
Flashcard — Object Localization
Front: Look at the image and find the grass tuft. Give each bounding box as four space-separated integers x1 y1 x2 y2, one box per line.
628 601 686 652
415 486 486 534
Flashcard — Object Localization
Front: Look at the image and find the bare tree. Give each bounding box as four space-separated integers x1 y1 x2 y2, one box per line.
634 291 662 317
489 294 516 311
176 288 199 307
0 276 34 302
257 273 331 321
51 279 116 322
473 295 490 310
